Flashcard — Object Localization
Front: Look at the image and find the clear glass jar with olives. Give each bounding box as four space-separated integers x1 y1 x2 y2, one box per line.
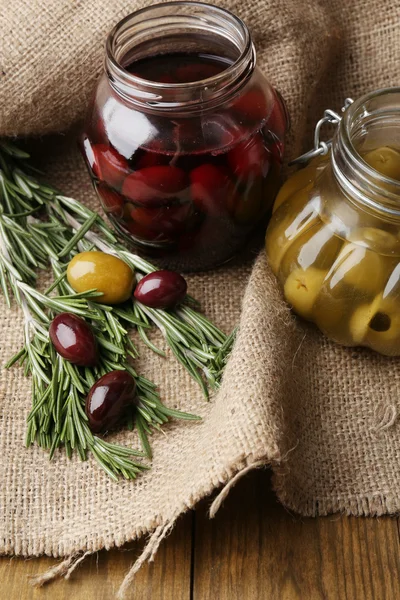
80 2 288 272
266 88 400 356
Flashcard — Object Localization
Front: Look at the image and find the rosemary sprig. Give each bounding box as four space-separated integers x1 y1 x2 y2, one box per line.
51 195 229 396
0 140 236 478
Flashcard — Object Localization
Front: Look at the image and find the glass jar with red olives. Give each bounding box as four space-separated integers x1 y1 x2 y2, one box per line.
81 2 289 271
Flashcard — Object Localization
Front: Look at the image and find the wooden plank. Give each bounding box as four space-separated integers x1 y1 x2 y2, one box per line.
0 512 193 600
2 472 400 600
193 470 400 600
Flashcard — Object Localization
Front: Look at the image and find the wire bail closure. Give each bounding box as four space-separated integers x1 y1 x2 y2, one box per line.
289 98 354 166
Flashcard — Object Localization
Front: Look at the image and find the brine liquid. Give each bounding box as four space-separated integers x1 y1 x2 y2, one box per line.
126 52 232 83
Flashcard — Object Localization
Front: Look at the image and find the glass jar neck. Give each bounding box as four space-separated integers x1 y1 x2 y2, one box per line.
105 1 255 115
331 88 400 220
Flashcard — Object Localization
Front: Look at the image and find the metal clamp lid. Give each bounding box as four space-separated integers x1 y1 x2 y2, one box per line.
289 98 354 166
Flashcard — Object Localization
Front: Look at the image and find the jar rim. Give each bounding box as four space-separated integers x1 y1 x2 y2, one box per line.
335 87 400 217
343 86 400 182
105 1 254 111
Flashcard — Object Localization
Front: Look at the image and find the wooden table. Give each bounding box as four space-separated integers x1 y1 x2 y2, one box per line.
1 470 400 599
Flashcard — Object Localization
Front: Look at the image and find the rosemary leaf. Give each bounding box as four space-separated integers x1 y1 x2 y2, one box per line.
0 140 233 481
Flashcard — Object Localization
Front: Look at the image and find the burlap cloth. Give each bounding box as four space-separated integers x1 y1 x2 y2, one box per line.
1 0 400 593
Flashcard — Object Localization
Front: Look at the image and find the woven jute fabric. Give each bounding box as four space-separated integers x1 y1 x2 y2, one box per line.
1 0 400 583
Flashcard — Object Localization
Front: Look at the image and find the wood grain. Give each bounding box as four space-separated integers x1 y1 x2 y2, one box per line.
2 473 400 599
193 471 400 600
0 512 193 600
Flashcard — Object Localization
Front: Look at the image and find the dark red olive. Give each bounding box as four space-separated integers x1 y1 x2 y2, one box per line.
129 203 192 238
122 166 188 206
97 184 124 217
121 212 161 242
137 149 170 169
178 218 222 252
228 134 270 179
91 144 130 189
231 87 268 122
85 370 137 433
49 313 98 367
190 164 235 216
134 270 187 309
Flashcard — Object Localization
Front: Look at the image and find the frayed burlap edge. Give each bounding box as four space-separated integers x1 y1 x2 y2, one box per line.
272 476 400 518
27 450 276 599
26 450 400 598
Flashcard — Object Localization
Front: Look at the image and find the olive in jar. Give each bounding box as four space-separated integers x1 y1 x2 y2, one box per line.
265 122 400 357
80 4 289 271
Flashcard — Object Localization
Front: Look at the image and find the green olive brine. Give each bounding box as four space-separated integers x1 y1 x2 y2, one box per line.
266 145 400 356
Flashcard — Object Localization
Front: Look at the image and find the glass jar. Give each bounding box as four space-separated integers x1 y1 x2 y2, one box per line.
266 88 400 356
80 2 288 271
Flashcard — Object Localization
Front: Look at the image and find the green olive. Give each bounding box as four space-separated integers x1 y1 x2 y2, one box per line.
363 295 400 355
279 223 343 281
67 251 134 305
272 155 328 214
348 227 400 254
266 188 318 274
283 267 327 319
313 289 351 343
363 146 400 181
348 296 382 344
347 294 400 355
328 243 391 296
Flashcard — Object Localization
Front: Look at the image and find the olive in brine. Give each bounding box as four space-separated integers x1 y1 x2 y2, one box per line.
283 267 327 320
134 270 187 309
86 371 137 433
350 294 400 355
363 146 400 181
49 313 98 366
